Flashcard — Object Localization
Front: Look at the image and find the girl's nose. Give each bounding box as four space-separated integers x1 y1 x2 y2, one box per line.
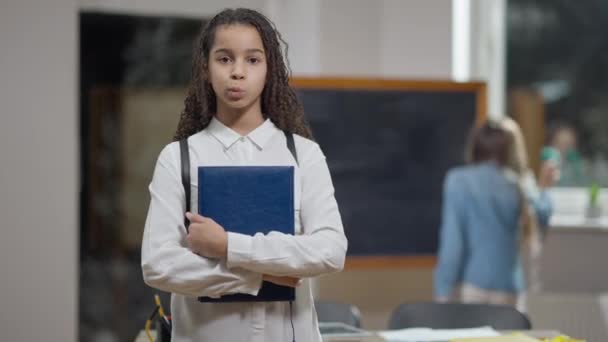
230 62 246 80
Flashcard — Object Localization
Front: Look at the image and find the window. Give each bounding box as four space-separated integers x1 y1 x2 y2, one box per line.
507 0 608 188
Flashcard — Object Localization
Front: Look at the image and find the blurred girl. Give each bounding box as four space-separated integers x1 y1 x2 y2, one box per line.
434 118 554 310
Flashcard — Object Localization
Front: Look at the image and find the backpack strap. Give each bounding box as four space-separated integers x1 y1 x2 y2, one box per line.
284 131 298 166
179 138 191 232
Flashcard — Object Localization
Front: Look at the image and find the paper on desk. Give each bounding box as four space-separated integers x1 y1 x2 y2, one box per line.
378 326 500 341
452 335 540 341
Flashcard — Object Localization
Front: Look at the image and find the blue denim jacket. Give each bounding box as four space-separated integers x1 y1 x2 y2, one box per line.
433 162 552 298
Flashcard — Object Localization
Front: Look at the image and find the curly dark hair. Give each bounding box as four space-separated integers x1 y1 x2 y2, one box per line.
173 8 313 141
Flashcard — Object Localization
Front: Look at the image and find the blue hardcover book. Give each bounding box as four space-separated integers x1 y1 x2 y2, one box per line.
197 166 296 302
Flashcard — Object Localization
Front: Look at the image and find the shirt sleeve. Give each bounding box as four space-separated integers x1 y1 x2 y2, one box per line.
226 142 348 278
530 191 553 231
141 143 263 298
434 171 466 299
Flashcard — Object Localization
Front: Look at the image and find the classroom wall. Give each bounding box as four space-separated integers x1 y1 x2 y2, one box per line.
319 0 383 77
79 0 267 17
379 0 452 79
263 0 454 79
266 0 323 76
0 0 78 341
0 0 505 339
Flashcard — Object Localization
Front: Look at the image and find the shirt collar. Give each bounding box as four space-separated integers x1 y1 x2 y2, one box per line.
207 117 278 150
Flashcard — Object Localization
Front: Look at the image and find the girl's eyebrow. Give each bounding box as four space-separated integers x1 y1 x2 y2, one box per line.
213 48 265 55
245 48 265 54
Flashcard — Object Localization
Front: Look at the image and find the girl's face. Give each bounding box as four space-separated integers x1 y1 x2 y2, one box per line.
208 24 268 114
552 128 577 154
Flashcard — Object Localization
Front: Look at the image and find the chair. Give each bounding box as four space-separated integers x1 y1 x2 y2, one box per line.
388 302 532 330
314 300 362 328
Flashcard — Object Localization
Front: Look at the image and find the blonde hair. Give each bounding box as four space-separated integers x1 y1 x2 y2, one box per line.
499 117 540 254
500 117 529 176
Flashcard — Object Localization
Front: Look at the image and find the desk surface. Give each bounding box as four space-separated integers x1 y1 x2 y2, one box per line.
133 330 386 342
550 214 608 230
134 329 562 342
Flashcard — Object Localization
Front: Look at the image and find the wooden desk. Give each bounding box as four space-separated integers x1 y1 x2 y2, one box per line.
133 330 386 342
134 329 562 342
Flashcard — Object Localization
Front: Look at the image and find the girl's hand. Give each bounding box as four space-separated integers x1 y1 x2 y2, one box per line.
263 275 302 288
538 161 559 188
186 212 228 259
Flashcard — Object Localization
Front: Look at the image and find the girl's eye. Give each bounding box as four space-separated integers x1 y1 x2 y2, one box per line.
218 56 231 64
248 57 260 64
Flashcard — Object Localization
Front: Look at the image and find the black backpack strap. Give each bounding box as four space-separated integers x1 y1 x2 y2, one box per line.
284 131 298 166
179 138 191 232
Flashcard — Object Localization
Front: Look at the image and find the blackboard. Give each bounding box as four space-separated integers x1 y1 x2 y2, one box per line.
292 78 486 265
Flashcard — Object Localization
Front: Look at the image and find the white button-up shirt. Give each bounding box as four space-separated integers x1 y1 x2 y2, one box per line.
142 117 348 342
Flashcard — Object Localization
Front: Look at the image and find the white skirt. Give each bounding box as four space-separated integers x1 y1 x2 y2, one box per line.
460 283 526 312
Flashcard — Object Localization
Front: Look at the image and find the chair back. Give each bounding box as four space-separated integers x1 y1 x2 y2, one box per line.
315 300 362 328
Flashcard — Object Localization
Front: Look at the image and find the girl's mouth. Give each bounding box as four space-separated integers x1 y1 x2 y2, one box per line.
226 88 246 100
